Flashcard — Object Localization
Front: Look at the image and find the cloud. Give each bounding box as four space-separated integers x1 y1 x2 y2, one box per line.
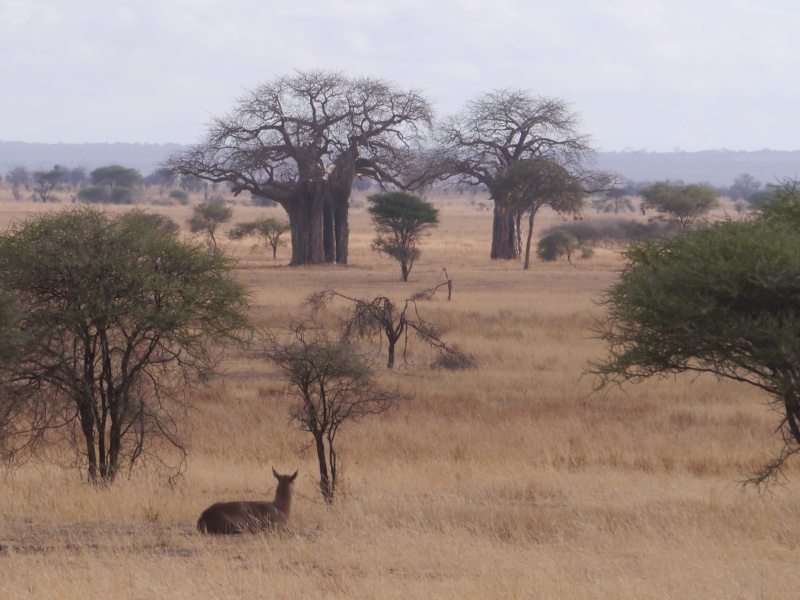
2 0 800 150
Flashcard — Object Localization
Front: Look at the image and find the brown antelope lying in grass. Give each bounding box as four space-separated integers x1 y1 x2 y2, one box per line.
197 468 298 534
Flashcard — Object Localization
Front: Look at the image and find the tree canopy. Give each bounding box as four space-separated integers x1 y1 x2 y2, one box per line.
367 191 439 281
90 165 142 189
166 70 433 266
31 166 66 202
187 201 234 253
0 206 251 483
592 180 800 484
639 180 718 229
228 217 290 259
493 158 586 269
265 325 403 503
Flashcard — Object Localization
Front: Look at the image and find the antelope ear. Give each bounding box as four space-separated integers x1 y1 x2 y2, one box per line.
290 470 298 482
272 467 279 479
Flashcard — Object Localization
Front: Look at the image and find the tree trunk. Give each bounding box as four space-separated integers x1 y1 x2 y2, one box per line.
323 201 335 263
523 209 536 270
401 261 410 282
387 339 396 369
490 206 519 260
284 192 326 265
106 413 122 484
333 194 350 265
315 434 333 504
78 400 98 483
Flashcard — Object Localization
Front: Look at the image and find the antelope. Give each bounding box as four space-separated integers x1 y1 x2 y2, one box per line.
197 468 298 534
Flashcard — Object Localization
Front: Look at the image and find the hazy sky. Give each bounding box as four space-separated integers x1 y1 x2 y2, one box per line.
2 0 798 151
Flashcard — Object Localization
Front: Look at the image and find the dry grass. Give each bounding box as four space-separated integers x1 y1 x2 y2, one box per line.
0 184 797 599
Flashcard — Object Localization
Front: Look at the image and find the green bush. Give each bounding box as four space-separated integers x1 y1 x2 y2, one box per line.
537 229 579 262
110 186 136 204
78 185 110 203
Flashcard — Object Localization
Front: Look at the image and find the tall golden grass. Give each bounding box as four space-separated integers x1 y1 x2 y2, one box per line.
0 186 797 599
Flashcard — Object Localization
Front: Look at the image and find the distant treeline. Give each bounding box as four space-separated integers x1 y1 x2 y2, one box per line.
1 142 799 188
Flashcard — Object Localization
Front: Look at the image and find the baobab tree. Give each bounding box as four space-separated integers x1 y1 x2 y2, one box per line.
166 70 433 266
493 158 586 269
435 89 606 260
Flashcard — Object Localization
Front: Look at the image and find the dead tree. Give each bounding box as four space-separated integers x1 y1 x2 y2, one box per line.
307 289 476 370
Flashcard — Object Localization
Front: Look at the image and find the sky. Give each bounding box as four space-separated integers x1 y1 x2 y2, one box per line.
2 0 799 152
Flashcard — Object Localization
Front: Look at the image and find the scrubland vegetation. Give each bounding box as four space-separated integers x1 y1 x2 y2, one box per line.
0 185 797 599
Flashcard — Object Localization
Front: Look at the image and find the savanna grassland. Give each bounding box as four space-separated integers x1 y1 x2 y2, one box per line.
0 186 798 599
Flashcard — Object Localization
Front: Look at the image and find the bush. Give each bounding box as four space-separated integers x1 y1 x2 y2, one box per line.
110 186 136 204
168 189 189 204
540 218 680 248
78 185 110 203
537 229 579 262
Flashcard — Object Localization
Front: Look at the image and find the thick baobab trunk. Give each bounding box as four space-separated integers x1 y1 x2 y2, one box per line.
321 193 350 264
323 202 335 263
285 193 326 265
333 195 350 265
490 206 519 260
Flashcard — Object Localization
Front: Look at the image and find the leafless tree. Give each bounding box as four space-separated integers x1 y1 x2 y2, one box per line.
308 289 476 370
166 70 433 266
434 89 608 260
730 173 762 201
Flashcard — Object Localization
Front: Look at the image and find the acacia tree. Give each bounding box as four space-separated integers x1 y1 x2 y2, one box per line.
367 191 439 281
591 188 635 215
639 180 718 229
90 165 142 189
592 180 800 484
265 325 403 503
308 289 476 370
0 207 251 483
31 167 66 202
166 70 433 266
187 201 234 253
435 89 604 260
493 158 586 269
229 217 290 259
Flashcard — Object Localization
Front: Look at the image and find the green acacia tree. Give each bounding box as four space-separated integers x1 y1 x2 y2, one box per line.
0 206 251 483
187 201 234 253
592 180 800 484
367 191 439 281
229 217 290 259
639 180 718 229
493 158 586 270
90 165 142 189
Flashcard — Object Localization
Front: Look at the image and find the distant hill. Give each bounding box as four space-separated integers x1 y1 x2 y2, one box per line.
595 150 800 187
2 142 799 187
0 142 182 176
